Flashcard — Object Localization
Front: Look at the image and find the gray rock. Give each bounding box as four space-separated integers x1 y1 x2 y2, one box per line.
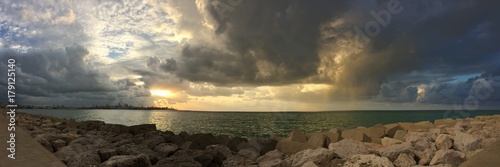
101 154 151 167
384 123 404 138
226 137 248 152
238 147 260 162
328 139 370 159
216 135 230 145
117 143 160 164
453 132 481 152
154 157 202 167
306 133 327 148
205 145 233 164
276 140 319 155
341 129 370 142
301 161 319 167
99 124 130 134
222 155 257 167
129 124 156 135
257 150 285 167
248 138 278 155
378 142 414 161
429 149 465 167
435 134 453 150
434 119 456 127
393 153 416 167
393 130 408 141
285 148 335 167
323 132 342 144
381 137 403 147
142 135 166 150
52 139 67 152
98 148 118 162
343 154 394 167
35 135 54 152
284 129 308 143
67 151 101 167
172 149 214 167
154 143 178 158
164 134 185 146
77 121 105 130
181 141 205 150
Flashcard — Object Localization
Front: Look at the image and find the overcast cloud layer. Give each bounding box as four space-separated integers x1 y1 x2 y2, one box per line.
1 0 499 110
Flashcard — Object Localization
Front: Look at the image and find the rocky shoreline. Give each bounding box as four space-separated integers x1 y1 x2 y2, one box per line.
13 112 500 167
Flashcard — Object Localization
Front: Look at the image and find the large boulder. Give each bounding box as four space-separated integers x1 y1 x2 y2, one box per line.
67 151 101 167
378 142 414 161
154 157 202 167
276 140 319 155
323 132 342 144
306 133 327 147
226 137 248 152
142 136 166 150
164 135 185 146
384 123 404 138
238 146 260 161
381 137 403 147
285 148 335 167
129 124 156 135
343 154 394 167
393 130 408 141
257 150 285 167
154 143 178 158
363 127 386 139
393 153 416 167
187 133 218 150
222 155 257 167
405 132 436 165
98 148 118 162
435 134 453 150
52 139 67 152
429 149 465 167
35 135 54 152
453 132 481 152
77 121 105 130
328 139 370 159
117 143 160 164
283 129 308 143
415 121 434 129
248 138 278 155
434 119 456 127
101 154 152 167
205 145 233 164
99 124 130 134
341 129 370 142
216 135 230 145
171 149 213 167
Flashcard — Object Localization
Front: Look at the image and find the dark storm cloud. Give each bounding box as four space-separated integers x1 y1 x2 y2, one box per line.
162 0 500 105
167 0 350 86
0 45 146 106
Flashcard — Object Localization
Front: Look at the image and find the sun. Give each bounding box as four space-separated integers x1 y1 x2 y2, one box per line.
150 90 174 97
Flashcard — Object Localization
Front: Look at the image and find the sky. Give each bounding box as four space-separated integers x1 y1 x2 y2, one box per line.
0 0 499 111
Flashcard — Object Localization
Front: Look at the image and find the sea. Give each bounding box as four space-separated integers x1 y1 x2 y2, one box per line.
18 109 500 138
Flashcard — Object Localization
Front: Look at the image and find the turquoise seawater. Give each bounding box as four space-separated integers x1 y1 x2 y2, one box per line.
18 109 500 138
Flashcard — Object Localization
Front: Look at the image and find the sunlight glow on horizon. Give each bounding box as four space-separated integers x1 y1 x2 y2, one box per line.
150 90 174 97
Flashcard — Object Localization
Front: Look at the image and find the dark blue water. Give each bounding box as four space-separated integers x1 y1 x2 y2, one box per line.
19 109 500 138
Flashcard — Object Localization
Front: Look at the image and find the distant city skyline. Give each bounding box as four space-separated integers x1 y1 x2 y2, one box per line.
1 0 499 111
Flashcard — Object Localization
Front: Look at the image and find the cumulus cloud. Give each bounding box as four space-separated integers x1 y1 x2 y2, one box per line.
0 45 151 106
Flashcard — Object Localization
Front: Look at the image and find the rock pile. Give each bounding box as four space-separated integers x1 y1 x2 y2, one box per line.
15 112 500 167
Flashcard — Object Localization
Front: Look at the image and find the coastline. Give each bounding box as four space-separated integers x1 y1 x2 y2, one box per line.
9 111 500 167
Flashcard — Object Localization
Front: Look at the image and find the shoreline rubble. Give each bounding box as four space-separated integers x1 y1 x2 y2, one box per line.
14 112 500 167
